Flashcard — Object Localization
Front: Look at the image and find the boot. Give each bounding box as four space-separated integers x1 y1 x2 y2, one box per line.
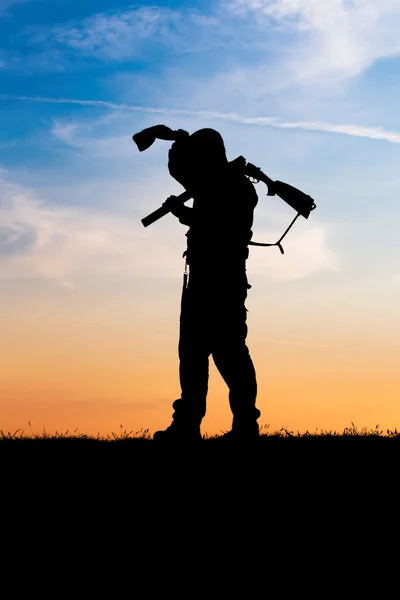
220 421 260 443
153 419 202 445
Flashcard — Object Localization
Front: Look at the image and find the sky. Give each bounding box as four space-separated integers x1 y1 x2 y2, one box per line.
1 0 400 437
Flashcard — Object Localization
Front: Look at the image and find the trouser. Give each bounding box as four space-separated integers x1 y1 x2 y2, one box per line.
172 266 260 427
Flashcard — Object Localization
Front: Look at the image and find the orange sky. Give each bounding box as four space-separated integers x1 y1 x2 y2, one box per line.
1 271 399 438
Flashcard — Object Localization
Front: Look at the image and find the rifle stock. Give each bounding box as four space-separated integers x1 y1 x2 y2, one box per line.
245 162 315 219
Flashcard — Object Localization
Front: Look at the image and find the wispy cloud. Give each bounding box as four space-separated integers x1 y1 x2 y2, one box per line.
227 0 400 82
0 171 192 288
50 6 174 60
6 1 399 91
27 5 224 62
0 169 337 287
248 220 339 281
3 95 400 145
51 120 134 158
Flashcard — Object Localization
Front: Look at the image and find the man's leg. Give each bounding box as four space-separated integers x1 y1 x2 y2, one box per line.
213 343 259 427
211 296 260 438
154 284 210 442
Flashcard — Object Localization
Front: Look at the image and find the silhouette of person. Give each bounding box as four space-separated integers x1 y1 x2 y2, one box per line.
152 128 261 443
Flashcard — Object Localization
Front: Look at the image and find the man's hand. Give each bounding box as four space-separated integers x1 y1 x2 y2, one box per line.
162 195 184 217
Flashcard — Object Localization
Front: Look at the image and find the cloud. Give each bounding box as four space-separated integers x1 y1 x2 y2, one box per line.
51 120 136 158
0 168 337 287
3 95 400 145
248 218 339 281
31 5 224 61
0 5 224 72
51 6 172 59
0 223 36 256
7 1 399 91
0 171 188 288
227 0 400 82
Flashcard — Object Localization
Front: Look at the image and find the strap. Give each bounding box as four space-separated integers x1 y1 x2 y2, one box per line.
248 212 301 255
179 213 302 260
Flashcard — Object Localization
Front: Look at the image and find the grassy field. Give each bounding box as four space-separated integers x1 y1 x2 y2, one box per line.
2 422 397 570
3 422 398 492
2 421 398 443
2 422 399 472
2 422 398 527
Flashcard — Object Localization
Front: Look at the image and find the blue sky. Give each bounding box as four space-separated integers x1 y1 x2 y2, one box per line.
1 0 400 294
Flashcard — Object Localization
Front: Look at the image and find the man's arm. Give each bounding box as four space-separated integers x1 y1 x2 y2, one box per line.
177 206 193 226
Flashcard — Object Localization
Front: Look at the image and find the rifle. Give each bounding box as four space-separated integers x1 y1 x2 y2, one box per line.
132 126 316 253
140 156 316 253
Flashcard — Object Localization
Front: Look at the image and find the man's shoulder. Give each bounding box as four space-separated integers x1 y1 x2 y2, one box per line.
231 172 258 205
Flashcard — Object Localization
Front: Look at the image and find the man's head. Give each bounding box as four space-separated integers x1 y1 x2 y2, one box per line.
168 128 228 190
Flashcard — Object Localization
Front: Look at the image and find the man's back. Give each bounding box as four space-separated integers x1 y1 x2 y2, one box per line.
186 167 258 266
167 128 258 267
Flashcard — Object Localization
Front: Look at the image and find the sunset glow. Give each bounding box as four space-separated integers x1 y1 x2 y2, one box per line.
1 0 400 437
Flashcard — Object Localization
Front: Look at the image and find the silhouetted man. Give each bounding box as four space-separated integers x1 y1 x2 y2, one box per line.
153 128 261 443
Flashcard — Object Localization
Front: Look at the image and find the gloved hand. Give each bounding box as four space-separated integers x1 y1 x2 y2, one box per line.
133 125 189 151
162 195 184 217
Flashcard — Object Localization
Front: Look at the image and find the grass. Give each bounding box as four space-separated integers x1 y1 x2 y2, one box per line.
1 421 398 442
2 420 397 502
3 421 398 496
1 420 395 477
0 423 153 442
2 420 398 540
1 420 399 480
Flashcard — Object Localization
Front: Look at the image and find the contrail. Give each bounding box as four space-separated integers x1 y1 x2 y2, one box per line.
1 94 400 143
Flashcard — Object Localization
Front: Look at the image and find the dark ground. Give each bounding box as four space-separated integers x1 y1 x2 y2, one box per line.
3 431 399 491
2 433 397 588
